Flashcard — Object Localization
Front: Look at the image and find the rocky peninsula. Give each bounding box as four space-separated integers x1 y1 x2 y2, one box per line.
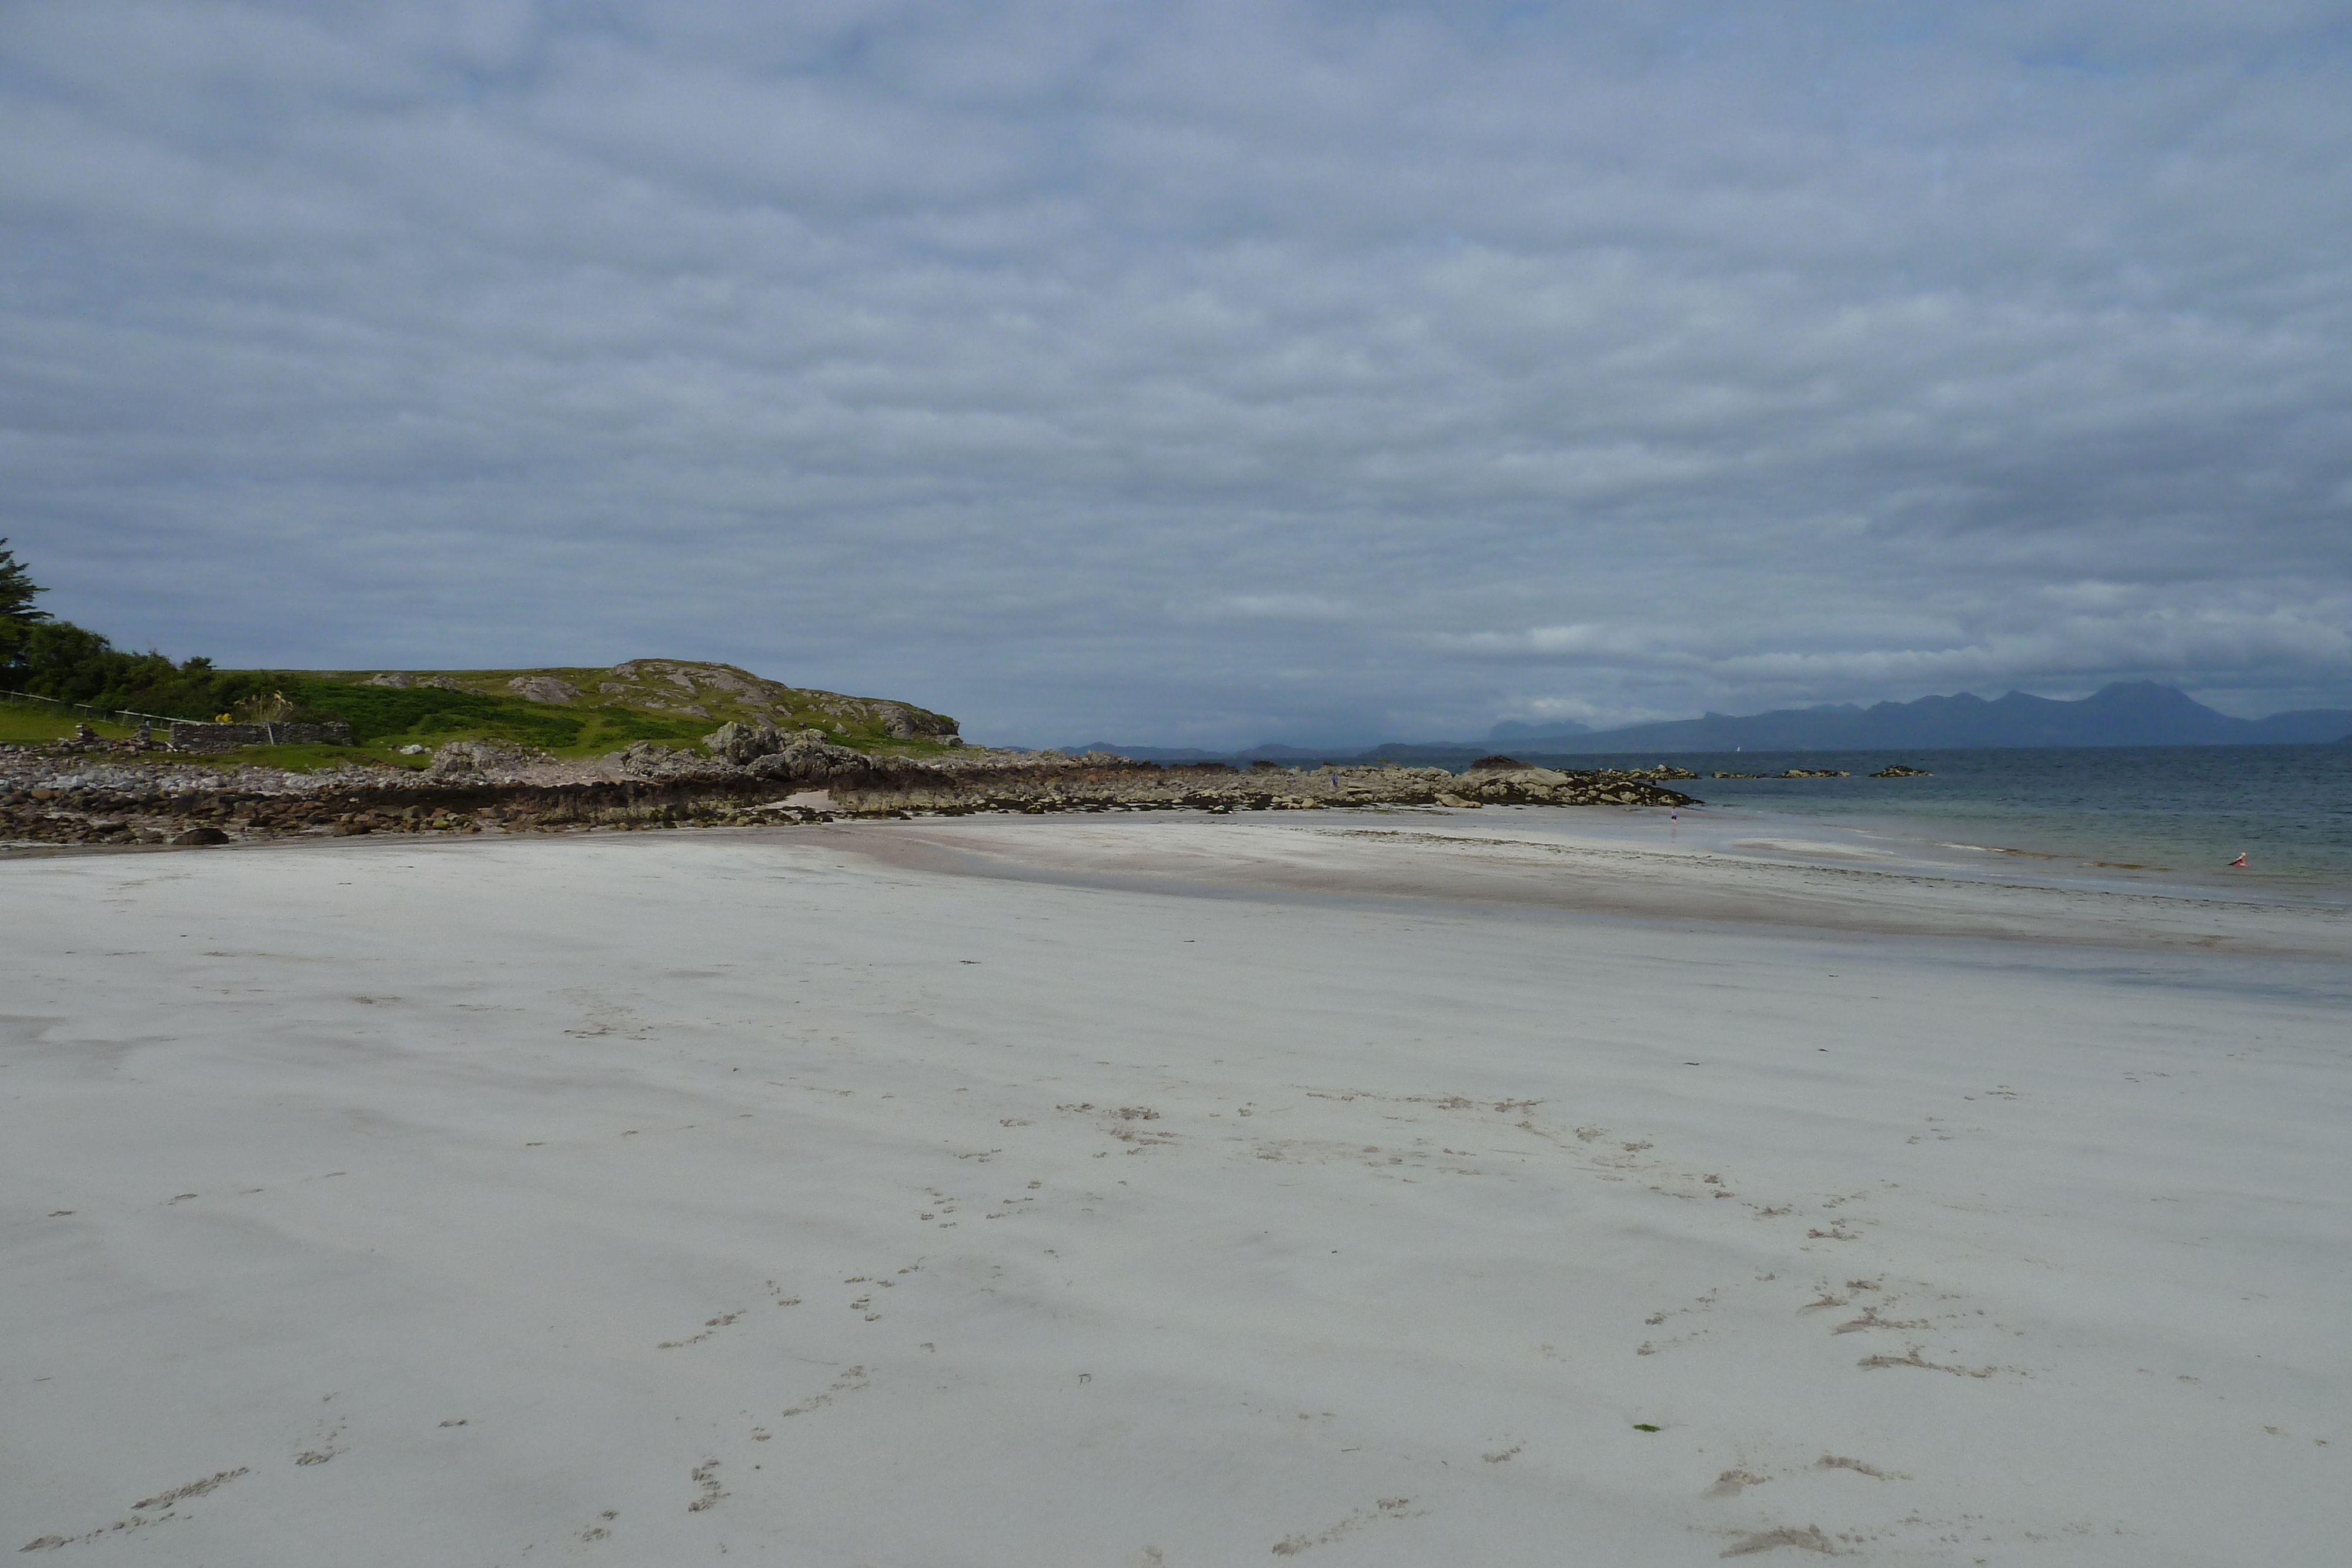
0 729 1700 850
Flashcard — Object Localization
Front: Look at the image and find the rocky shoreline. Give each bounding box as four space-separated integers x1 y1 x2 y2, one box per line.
0 730 1702 850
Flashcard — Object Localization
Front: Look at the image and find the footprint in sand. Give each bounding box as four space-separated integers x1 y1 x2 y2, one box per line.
1720 1524 1836 1556
1271 1497 1422 1555
18 1467 252 1553
658 1310 744 1349
781 1365 871 1418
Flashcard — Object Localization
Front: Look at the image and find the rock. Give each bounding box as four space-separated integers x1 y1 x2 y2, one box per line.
397 744 427 755
1435 793 1480 808
1467 755 1526 771
425 740 548 777
745 735 874 784
173 826 231 846
704 719 785 764
615 740 748 782
1870 764 1932 777
1779 768 1849 778
366 673 414 687
871 702 961 740
507 676 583 705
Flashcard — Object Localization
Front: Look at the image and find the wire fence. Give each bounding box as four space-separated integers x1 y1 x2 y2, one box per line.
0 687 182 727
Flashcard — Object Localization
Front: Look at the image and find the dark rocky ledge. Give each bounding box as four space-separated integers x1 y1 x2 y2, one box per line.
1 735 1700 850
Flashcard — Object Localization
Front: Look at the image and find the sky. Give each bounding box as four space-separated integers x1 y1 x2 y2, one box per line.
4 1 2350 747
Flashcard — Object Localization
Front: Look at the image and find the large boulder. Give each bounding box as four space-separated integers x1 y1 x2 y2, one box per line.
616 740 746 781
745 735 880 785
703 719 786 764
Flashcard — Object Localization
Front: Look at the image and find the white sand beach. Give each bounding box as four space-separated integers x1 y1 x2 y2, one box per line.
5 813 2348 1565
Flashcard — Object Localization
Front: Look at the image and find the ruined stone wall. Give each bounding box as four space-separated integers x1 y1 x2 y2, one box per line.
167 720 355 752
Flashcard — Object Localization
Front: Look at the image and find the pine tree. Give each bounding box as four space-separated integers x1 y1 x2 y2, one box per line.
0 538 48 623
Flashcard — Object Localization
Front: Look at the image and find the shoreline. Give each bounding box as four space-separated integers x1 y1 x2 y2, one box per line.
17 805 2345 954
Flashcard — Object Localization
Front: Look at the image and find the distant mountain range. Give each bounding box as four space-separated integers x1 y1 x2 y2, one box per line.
1476 682 2352 754
1065 682 2352 761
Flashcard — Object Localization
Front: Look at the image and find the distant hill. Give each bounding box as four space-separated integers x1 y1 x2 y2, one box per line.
1071 682 2352 763
1524 681 2352 754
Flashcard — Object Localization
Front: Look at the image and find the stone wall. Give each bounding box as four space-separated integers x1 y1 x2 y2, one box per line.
168 720 355 752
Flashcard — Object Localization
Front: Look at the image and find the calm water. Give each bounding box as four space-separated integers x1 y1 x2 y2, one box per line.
1511 742 2352 901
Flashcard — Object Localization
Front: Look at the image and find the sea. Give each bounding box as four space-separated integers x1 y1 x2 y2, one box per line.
1508 741 2352 905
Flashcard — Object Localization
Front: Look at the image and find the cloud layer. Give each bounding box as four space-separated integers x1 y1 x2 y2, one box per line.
5 1 2348 743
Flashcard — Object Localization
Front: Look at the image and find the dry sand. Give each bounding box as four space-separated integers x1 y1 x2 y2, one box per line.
4 813 2348 1564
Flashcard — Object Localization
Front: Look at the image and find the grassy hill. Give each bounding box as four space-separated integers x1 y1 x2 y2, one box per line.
5 659 961 768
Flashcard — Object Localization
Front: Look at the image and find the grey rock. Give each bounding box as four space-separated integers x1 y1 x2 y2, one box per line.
173 826 232 846
617 740 744 781
425 740 549 777
746 736 877 784
704 719 785 764
507 676 583 705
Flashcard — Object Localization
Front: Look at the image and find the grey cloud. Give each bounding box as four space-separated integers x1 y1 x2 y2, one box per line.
4 1 2348 745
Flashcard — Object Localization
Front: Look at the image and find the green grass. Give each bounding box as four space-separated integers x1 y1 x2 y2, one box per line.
0 703 139 743
282 680 713 757
10 661 965 765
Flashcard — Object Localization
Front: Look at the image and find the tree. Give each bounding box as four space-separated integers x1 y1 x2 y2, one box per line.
0 537 47 624
0 539 296 717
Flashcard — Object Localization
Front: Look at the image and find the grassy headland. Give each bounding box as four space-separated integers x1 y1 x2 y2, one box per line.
8 657 963 771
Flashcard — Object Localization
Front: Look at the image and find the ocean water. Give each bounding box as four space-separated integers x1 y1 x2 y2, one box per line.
1511 742 2352 902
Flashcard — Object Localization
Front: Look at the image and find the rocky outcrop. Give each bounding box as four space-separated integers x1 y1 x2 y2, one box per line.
0 740 1701 850
701 720 906 787
1869 764 1932 777
507 676 582 704
426 740 556 778
606 660 961 745
1446 764 1697 807
365 673 465 690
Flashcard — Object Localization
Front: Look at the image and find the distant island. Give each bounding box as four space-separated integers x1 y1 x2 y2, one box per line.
1075 681 2352 761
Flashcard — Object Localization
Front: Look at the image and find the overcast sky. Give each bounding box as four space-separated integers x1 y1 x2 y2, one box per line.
5 2 2348 745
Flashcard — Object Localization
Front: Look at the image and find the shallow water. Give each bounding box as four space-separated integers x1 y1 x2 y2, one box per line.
1499 741 2352 904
